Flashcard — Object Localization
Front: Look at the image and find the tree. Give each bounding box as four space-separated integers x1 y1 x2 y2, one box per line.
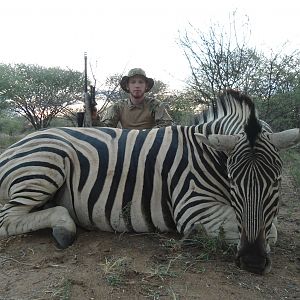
96 74 125 116
165 89 200 125
178 13 300 129
0 63 84 129
250 51 300 124
0 115 26 136
178 14 261 105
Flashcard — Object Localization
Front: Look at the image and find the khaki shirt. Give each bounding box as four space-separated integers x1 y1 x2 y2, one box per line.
100 97 173 129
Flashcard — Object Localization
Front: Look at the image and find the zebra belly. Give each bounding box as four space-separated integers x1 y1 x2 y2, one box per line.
56 185 174 233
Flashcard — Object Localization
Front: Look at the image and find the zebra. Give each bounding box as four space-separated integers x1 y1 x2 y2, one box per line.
0 90 299 274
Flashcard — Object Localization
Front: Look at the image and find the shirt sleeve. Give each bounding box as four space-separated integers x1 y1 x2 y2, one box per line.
154 102 174 128
100 103 121 128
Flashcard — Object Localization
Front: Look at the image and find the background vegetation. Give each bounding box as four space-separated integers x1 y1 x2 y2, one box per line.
0 64 84 130
0 14 299 133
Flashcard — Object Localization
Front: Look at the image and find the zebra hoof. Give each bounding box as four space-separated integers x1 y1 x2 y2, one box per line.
52 226 76 249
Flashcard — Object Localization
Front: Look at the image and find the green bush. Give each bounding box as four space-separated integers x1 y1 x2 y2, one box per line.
0 133 25 150
281 148 300 187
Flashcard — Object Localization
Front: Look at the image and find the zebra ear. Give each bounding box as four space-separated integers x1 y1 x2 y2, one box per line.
194 133 240 153
268 128 300 150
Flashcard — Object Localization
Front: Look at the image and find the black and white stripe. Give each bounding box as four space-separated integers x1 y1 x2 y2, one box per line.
0 89 298 274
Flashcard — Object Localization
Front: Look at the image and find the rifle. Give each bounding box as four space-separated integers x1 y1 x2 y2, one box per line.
83 52 92 127
77 53 96 127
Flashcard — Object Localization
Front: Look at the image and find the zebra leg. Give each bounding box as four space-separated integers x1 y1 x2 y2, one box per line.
0 204 76 248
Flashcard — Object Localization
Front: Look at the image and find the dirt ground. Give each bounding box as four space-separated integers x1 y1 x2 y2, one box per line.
0 167 299 300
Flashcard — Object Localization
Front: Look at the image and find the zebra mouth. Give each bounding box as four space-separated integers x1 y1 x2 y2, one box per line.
235 253 272 275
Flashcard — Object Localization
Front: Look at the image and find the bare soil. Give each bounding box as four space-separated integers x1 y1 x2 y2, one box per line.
0 167 299 300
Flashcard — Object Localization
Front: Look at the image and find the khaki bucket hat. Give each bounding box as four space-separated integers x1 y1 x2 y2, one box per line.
120 68 154 93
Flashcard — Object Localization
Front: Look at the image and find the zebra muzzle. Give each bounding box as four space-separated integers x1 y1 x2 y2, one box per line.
235 229 272 275
235 251 271 275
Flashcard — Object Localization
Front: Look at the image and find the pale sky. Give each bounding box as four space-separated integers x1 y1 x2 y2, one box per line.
1 0 300 90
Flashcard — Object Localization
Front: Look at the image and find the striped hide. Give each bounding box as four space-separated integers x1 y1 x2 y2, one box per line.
0 89 299 274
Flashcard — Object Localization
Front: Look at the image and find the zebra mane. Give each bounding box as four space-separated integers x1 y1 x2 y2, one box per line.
223 89 262 147
196 89 262 142
244 103 262 148
219 89 254 114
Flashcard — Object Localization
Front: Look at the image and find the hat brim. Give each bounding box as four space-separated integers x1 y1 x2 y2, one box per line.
120 75 154 93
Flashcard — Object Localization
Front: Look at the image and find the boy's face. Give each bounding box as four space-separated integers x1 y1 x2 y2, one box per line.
127 75 147 99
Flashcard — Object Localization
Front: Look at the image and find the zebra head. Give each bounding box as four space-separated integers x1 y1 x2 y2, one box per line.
195 119 300 274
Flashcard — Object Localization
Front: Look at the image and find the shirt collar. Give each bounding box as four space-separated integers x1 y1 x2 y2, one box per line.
127 98 145 110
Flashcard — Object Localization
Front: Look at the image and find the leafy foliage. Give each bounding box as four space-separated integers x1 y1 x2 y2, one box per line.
164 89 201 125
0 63 84 129
281 148 300 186
0 115 27 135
